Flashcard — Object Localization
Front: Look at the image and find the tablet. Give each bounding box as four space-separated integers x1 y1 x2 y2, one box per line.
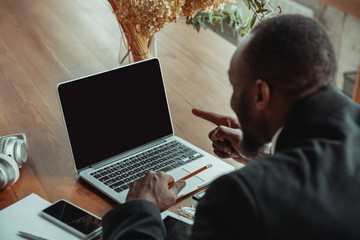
161 211 193 240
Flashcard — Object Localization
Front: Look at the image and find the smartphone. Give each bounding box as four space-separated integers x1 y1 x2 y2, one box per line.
41 199 102 239
193 189 206 201
161 211 193 240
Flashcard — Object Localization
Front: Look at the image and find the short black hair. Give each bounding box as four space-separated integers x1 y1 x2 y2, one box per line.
242 14 337 100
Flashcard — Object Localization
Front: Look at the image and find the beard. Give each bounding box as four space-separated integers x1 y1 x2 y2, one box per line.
240 129 267 159
236 92 269 160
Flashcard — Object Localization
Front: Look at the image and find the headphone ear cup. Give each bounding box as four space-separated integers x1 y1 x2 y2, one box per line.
0 161 10 190
0 154 20 190
1 137 28 167
14 138 28 166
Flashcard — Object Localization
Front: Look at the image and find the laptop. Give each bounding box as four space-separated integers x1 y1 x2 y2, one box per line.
57 58 234 203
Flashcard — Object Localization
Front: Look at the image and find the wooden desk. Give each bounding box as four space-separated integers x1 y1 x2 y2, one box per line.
0 0 241 218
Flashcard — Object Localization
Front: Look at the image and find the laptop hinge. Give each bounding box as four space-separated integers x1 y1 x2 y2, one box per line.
89 136 172 170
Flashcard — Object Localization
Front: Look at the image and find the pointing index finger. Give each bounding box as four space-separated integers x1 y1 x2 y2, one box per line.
192 108 232 127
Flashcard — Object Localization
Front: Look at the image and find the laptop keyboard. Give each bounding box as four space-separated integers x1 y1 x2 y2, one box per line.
90 141 204 193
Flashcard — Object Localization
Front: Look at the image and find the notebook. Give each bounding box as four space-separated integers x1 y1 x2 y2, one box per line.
57 58 234 203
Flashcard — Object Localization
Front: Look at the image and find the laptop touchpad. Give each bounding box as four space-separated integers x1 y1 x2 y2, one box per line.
170 168 190 181
169 168 205 196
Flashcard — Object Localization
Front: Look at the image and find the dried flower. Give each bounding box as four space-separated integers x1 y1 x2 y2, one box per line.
116 0 186 37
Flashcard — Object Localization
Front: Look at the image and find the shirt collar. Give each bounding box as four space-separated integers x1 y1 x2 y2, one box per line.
270 127 283 155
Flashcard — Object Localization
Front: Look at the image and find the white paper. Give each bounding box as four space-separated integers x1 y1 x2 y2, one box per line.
0 193 80 240
161 210 194 225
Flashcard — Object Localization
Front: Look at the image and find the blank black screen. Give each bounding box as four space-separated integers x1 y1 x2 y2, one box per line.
163 216 192 240
43 200 102 234
58 59 173 170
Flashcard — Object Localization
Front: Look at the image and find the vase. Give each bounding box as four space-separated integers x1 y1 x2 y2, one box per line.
118 30 157 65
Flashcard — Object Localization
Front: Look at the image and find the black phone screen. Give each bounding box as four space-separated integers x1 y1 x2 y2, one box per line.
163 216 192 240
43 200 102 235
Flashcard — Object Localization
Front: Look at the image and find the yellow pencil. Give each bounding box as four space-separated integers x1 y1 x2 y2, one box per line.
168 164 212 188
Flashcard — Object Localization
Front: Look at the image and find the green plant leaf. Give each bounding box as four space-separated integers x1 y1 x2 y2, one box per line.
208 12 213 25
254 0 262 10
219 20 224 32
185 1 277 37
222 14 231 25
250 14 257 28
200 20 208 30
186 17 192 24
195 22 201 32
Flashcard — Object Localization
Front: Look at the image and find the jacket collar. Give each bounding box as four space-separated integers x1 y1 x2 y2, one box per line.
274 87 354 152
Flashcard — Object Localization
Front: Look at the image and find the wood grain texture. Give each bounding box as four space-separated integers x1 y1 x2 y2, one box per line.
0 0 240 217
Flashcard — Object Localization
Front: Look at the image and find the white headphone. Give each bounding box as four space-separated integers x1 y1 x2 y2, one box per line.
0 133 28 190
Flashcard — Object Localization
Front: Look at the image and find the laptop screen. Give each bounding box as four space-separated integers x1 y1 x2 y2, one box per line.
57 58 173 170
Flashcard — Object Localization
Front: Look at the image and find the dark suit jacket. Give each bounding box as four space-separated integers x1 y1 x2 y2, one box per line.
103 87 360 240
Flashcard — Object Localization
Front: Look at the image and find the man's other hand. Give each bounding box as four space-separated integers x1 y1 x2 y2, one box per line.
192 108 271 164
192 108 254 164
126 171 186 212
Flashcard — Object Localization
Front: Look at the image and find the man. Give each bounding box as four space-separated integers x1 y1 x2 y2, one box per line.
102 14 360 239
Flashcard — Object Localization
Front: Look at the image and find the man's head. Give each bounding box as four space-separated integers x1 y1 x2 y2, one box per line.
229 14 337 154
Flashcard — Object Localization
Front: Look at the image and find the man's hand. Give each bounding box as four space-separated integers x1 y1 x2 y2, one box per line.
208 125 249 162
126 171 186 212
192 108 270 163
192 108 250 163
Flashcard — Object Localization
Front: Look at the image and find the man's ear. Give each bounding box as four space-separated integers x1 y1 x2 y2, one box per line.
254 79 270 110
